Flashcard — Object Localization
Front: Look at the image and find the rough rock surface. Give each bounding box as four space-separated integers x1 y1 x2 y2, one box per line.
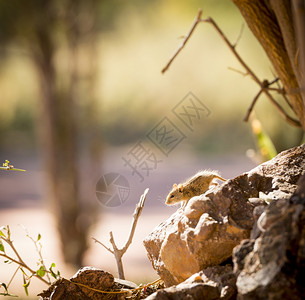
143 144 305 287
146 265 236 300
38 267 122 300
233 174 305 299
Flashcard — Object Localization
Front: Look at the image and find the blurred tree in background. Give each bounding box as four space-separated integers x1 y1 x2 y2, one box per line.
0 0 102 267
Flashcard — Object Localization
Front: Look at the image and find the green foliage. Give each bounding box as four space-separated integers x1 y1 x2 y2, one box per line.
0 225 61 297
49 263 61 279
0 241 4 252
37 266 46 278
0 229 5 237
21 269 30 296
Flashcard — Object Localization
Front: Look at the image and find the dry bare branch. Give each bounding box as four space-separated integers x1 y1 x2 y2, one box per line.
92 238 113 254
243 89 263 122
162 9 301 127
233 23 245 47
204 16 300 126
161 9 203 74
93 188 149 279
228 67 249 77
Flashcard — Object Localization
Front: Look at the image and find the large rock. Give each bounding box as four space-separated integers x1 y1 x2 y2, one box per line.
233 174 305 299
143 144 305 286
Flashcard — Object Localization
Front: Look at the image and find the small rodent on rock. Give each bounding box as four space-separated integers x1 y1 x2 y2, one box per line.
165 170 227 207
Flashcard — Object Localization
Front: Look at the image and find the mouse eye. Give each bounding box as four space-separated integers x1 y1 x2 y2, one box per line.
170 195 174 198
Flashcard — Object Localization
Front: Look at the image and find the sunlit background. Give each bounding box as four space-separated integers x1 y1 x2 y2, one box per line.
0 1 303 298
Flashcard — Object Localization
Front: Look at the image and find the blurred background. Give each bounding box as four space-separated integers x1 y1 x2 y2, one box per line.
0 0 303 298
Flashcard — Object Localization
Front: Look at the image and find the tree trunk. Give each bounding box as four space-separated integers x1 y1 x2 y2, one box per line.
32 1 101 267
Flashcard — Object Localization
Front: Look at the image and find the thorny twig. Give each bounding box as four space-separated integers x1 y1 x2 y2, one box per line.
161 10 301 128
93 188 149 280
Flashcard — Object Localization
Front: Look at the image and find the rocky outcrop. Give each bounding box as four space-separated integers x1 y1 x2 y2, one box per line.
145 265 236 300
143 144 305 288
233 174 305 299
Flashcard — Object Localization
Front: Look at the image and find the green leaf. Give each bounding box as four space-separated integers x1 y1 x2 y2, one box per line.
49 263 56 279
22 274 29 296
11 168 26 172
4 260 12 264
36 266 46 277
0 226 7 234
37 233 41 241
49 263 60 279
0 241 4 252
0 230 5 238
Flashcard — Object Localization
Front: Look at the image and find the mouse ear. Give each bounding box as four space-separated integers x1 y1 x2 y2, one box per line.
178 184 183 192
173 183 178 188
